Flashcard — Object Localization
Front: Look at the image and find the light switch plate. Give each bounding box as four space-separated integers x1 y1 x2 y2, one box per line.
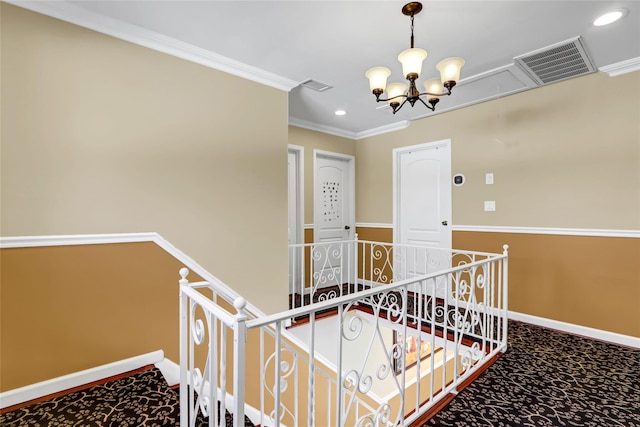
486 173 494 184
484 201 496 211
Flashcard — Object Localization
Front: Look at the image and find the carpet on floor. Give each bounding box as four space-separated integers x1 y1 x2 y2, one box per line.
0 367 254 426
423 320 640 427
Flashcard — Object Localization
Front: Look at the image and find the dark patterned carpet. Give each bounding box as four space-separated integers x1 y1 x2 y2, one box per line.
0 367 254 426
423 320 640 427
2 322 638 426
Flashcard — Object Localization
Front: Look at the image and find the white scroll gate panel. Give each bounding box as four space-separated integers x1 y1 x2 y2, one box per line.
394 141 452 295
314 152 354 288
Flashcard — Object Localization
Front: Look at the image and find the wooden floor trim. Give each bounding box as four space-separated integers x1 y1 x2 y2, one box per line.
0 364 157 414
408 351 504 426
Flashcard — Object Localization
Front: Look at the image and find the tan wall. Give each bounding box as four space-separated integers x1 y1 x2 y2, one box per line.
356 71 640 229
453 231 640 338
1 4 289 314
288 126 356 225
0 242 200 391
355 226 393 243
356 226 640 337
354 70 640 338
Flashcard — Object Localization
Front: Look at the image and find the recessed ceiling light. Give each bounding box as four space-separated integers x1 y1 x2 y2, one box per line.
334 110 347 116
593 9 626 26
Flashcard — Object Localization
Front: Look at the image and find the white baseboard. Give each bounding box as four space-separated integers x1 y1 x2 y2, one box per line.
0 350 165 409
155 357 180 387
509 311 640 349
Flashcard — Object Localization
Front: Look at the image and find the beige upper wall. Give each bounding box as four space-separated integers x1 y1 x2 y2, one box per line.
288 126 356 225
356 71 640 230
1 4 289 313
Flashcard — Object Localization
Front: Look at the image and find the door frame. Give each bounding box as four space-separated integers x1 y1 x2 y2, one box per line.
288 144 304 247
313 149 356 242
392 139 452 248
288 145 304 295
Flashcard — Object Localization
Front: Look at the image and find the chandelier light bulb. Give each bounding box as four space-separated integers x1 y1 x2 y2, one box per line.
398 48 427 79
436 57 465 85
386 82 407 106
365 67 391 93
423 78 443 101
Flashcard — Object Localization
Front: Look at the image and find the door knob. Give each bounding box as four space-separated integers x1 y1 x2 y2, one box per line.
441 221 448 226
345 225 351 230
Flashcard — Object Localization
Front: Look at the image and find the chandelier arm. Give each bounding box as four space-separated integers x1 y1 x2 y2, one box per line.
393 97 410 114
415 96 435 111
375 94 409 103
418 88 453 98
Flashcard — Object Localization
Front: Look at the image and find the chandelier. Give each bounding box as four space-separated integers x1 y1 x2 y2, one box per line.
365 2 465 114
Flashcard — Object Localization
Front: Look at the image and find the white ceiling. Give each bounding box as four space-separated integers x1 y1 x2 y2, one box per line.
12 1 640 139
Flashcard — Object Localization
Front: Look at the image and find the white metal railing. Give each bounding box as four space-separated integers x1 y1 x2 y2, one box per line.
180 241 508 427
288 236 503 310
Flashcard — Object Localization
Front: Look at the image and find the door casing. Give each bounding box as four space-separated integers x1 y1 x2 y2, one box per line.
288 144 304 293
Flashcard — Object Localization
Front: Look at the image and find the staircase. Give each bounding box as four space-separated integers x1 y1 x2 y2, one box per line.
180 240 509 427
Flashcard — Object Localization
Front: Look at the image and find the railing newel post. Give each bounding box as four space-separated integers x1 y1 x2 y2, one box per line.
232 297 248 427
179 268 190 427
354 233 359 293
308 312 316 427
502 244 509 351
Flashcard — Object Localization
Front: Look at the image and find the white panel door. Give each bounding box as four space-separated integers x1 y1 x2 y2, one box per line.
394 141 452 294
314 152 355 288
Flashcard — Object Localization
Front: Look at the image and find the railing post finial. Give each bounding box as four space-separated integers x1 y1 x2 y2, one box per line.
233 296 247 316
179 268 189 285
503 244 509 255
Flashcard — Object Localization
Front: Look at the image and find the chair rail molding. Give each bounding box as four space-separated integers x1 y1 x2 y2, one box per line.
0 232 267 319
452 225 640 238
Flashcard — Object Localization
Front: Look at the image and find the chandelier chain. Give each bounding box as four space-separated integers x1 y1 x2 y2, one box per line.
410 14 415 49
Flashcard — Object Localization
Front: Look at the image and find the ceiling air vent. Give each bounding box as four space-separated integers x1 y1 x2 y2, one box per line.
514 36 596 86
300 78 332 92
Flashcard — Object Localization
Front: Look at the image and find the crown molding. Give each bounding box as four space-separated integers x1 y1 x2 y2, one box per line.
355 120 411 140
289 117 358 140
289 117 411 141
5 0 299 92
600 57 640 77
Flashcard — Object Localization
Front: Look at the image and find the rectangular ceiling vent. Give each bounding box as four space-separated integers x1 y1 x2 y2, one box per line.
300 78 332 92
514 36 596 86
